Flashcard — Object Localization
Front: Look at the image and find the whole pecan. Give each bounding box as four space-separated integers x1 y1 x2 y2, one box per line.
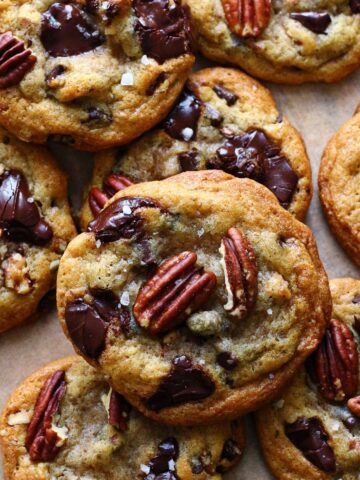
307 319 359 402
88 173 133 217
348 396 360 418
221 0 271 38
133 251 217 334
0 32 37 89
219 227 258 320
25 371 66 462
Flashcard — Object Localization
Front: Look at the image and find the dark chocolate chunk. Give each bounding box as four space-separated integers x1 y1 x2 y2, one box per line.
352 293 360 304
65 289 129 359
0 169 53 245
108 390 131 431
85 107 113 127
145 354 215 411
133 0 193 64
146 72 167 96
209 130 298 209
216 438 242 473
213 85 238 106
164 87 202 141
343 415 358 429
41 3 105 57
191 461 204 474
285 417 336 472
46 65 66 84
290 12 331 34
350 0 360 13
216 352 238 371
142 437 179 480
88 196 163 243
178 149 199 171
205 104 224 127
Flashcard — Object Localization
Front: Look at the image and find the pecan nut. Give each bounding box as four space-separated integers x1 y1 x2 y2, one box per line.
88 174 134 217
1 252 33 295
348 396 360 418
0 32 36 89
219 227 258 320
307 319 359 402
25 371 66 462
221 0 271 38
134 251 217 334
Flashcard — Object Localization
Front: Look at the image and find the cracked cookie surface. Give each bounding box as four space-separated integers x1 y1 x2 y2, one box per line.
57 170 330 425
0 356 245 480
0 126 76 333
319 106 360 268
80 68 312 229
256 278 360 480
185 0 360 84
0 0 194 151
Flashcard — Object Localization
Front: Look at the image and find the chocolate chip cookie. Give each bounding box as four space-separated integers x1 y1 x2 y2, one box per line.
0 127 76 333
57 170 330 425
256 278 360 480
185 0 360 84
80 68 312 229
0 356 245 479
0 0 194 151
319 107 360 268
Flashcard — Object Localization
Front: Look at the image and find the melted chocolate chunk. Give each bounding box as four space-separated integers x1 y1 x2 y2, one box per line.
142 438 179 479
164 88 202 141
145 355 215 411
88 196 163 243
290 12 331 34
178 149 199 171
208 130 298 209
350 0 360 13
41 3 105 57
0 169 53 245
133 0 192 64
352 293 360 304
216 352 238 371
285 417 336 472
108 390 132 431
146 72 167 96
213 85 238 106
65 289 129 359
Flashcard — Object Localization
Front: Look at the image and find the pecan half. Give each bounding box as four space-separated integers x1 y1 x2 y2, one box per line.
88 174 133 217
1 252 33 295
348 396 360 418
221 0 271 38
133 251 217 334
0 32 36 89
219 228 258 320
307 319 359 402
25 371 66 462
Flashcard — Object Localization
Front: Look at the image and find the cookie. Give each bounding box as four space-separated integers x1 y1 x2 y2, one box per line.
256 278 360 480
80 67 312 229
0 127 76 333
185 0 360 84
0 356 245 479
319 107 360 268
0 1 194 151
57 170 330 425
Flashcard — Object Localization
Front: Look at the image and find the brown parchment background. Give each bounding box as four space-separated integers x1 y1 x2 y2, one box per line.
0 60 359 479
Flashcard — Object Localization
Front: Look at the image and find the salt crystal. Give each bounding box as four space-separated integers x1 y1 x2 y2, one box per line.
140 464 150 474
168 459 176 471
96 240 101 249
141 55 151 65
123 205 132 215
268 373 275 380
181 127 194 141
198 359 205 365
267 308 273 316
331 421 340 432
27 197 34 204
121 72 134 86
120 291 130 306
197 228 205 237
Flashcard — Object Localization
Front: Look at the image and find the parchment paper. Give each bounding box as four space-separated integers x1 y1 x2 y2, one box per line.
1 62 359 479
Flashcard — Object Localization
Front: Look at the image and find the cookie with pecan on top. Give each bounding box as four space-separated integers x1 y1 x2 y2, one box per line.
57 170 329 426
0 0 194 151
185 0 360 84
319 106 360 268
0 356 245 479
80 67 312 230
0 127 76 333
256 278 360 480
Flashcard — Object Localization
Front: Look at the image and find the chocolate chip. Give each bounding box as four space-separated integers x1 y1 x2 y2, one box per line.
205 105 223 127
108 390 131 431
146 72 167 96
46 65 66 85
216 438 242 473
133 0 193 64
142 437 179 480
178 149 199 171
289 12 331 34
85 107 113 127
41 3 105 57
0 169 53 245
208 130 298 209
65 289 129 358
285 417 336 472
213 85 238 106
350 0 360 13
88 196 164 243
145 354 215 411
216 352 238 371
191 461 204 474
352 294 360 304
164 87 202 141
